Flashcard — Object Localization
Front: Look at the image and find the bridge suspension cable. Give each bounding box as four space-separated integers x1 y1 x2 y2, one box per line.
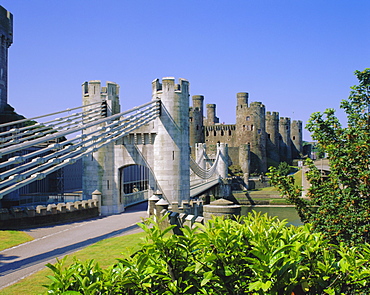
0 100 161 198
189 148 220 180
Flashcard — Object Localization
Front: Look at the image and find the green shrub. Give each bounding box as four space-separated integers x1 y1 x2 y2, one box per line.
44 213 370 294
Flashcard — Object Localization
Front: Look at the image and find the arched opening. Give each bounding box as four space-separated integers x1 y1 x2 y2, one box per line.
119 164 149 195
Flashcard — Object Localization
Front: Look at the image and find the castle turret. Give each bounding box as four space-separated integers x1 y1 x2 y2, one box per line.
266 111 280 163
205 104 219 125
0 6 12 113
236 92 248 109
291 120 303 159
152 77 190 204
189 95 205 151
279 117 292 163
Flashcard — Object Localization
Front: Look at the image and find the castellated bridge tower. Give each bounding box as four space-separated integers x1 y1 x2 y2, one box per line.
236 92 267 173
266 111 280 164
82 81 121 215
279 117 292 164
0 6 12 113
291 120 303 158
152 77 190 204
189 95 205 152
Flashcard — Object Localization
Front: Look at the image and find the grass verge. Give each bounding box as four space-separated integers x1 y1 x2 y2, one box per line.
0 231 147 295
0 230 34 251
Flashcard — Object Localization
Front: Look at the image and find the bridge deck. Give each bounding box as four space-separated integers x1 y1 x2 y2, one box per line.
190 178 219 198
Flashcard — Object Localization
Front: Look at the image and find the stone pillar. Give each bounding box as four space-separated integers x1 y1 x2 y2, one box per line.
148 193 160 216
152 77 190 204
92 189 102 215
217 143 228 178
195 143 206 170
203 198 241 222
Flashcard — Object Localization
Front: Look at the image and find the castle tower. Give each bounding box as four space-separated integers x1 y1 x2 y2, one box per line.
291 120 303 159
189 95 205 151
236 92 266 173
279 117 292 163
82 80 122 215
152 77 190 204
205 104 219 125
236 92 248 109
0 6 12 113
266 111 280 163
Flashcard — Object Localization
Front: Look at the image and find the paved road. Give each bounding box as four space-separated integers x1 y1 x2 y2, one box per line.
0 202 148 290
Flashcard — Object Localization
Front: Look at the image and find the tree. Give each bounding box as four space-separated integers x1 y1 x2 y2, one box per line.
268 69 370 245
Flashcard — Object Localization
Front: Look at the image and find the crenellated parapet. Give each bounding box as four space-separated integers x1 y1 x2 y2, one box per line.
0 198 99 229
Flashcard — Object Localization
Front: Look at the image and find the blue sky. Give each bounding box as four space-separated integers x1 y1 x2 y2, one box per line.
1 0 369 140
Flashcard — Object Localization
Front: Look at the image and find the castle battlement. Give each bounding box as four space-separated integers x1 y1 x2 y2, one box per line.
266 111 279 122
279 117 291 124
152 77 189 94
249 101 265 109
205 124 235 132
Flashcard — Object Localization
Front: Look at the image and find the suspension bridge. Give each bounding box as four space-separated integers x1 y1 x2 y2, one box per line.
0 78 229 215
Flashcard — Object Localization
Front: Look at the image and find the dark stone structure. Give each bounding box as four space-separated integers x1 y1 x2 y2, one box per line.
189 92 303 175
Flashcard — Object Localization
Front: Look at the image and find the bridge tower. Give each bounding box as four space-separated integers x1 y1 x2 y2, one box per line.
0 6 12 113
82 81 122 215
152 77 190 204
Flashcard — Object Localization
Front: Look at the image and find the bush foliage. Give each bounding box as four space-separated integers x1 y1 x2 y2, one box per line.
44 213 370 295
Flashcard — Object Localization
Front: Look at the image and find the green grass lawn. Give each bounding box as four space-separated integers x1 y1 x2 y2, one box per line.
0 230 34 251
1 231 147 295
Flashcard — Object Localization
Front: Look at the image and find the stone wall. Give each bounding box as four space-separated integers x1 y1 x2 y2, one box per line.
0 198 99 229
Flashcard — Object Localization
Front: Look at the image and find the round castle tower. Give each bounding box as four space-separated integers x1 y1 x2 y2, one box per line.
265 111 280 164
291 120 303 158
0 6 12 113
236 92 267 173
279 117 292 163
189 95 205 151
205 103 219 125
152 77 190 204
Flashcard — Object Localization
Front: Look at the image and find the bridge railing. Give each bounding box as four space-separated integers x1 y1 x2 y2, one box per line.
0 100 161 198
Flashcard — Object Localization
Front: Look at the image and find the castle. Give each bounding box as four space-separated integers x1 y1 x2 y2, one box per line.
189 93 303 177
